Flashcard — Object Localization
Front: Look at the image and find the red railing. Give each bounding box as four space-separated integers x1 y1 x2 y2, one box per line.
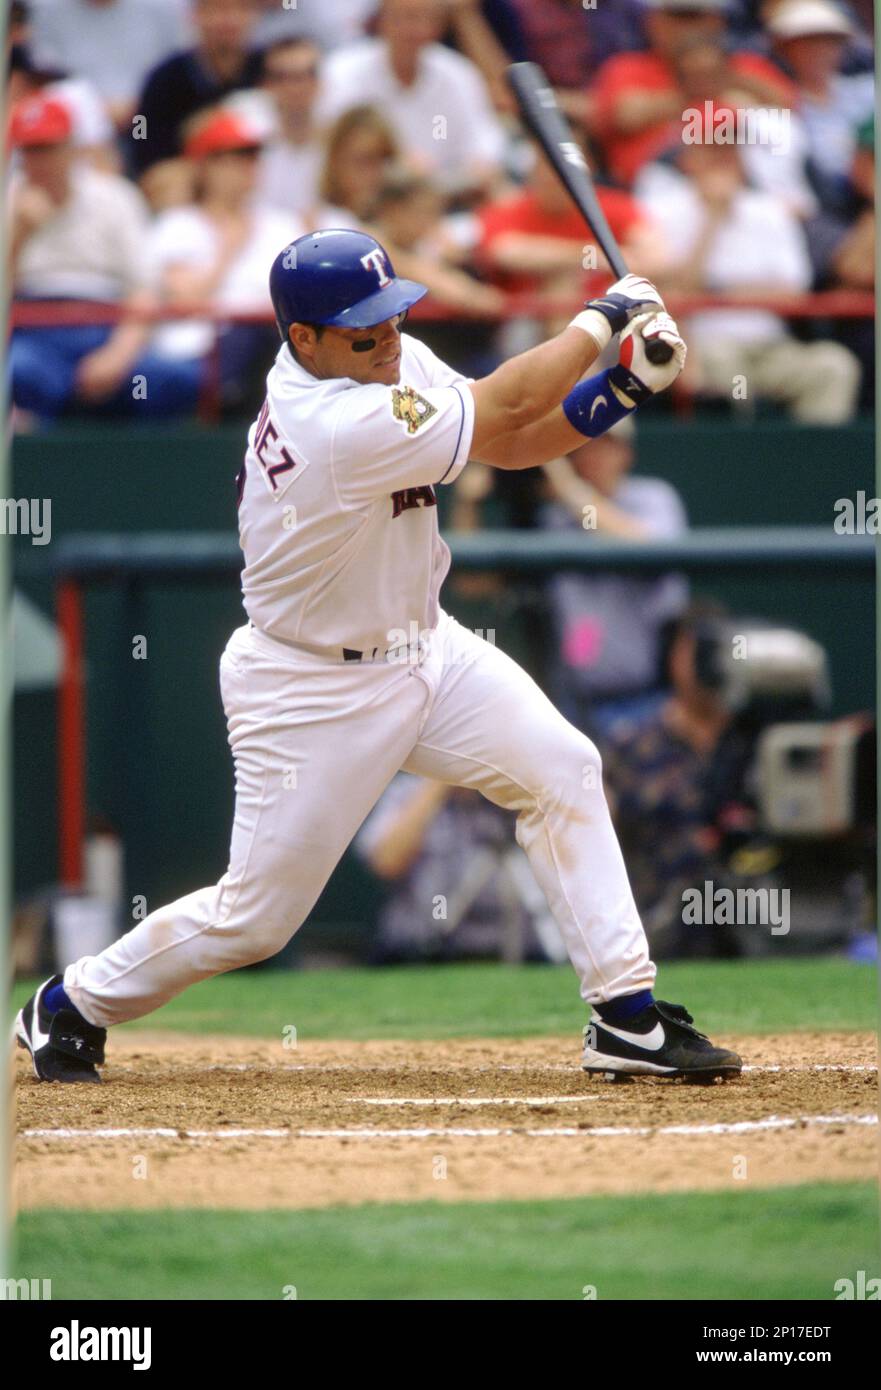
12 290 873 423
9 289 875 329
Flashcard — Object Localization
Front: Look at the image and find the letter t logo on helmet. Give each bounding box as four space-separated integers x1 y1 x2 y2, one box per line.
359 248 392 288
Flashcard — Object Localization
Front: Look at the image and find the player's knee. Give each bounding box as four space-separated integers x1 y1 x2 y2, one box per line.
571 731 604 796
246 913 299 963
534 727 604 805
211 902 298 967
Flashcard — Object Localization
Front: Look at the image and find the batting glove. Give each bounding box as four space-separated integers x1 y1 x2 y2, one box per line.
608 311 687 406
570 273 666 352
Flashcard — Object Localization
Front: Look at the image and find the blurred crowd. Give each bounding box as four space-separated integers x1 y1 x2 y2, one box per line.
7 0 876 428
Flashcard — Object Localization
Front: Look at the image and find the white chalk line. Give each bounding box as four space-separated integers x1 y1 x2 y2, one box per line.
355 1096 607 1107
194 1061 876 1075
21 1113 877 1143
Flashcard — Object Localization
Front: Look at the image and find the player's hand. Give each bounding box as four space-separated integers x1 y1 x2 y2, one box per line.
584 273 666 335
571 273 666 353
610 311 687 404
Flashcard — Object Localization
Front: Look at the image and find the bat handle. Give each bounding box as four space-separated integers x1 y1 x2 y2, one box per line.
645 339 674 365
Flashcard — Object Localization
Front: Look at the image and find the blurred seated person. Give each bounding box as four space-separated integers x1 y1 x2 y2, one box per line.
636 137 861 421
8 93 199 426
506 0 647 102
356 774 565 963
591 0 793 187
128 0 262 181
822 115 874 411
319 0 508 201
767 0 874 219
28 0 190 132
7 0 31 51
811 113 875 292
9 44 120 173
602 602 751 956
477 139 665 339
250 0 376 52
436 0 529 118
541 415 689 739
253 38 324 219
369 165 506 320
149 109 302 414
316 105 402 226
139 157 197 214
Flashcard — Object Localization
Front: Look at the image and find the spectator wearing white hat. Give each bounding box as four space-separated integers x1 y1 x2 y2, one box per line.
767 0 875 215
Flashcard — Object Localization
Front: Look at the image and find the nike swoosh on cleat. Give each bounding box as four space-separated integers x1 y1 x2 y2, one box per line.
596 1019 666 1051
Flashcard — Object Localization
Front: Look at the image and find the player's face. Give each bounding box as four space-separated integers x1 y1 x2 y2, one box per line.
293 314 406 386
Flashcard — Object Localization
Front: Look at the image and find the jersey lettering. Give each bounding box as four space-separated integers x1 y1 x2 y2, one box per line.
254 397 299 492
391 485 437 518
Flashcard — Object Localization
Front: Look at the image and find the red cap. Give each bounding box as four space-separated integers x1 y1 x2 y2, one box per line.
184 110 263 160
9 93 73 148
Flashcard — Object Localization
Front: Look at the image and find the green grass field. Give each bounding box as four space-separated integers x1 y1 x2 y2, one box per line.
12 957 880 1300
11 956 880 1041
16 1186 879 1301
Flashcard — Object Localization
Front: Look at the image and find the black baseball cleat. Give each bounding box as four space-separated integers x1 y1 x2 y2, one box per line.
582 999 742 1084
15 975 106 1083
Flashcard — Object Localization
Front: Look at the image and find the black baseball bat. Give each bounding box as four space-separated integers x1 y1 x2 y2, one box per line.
506 61 673 365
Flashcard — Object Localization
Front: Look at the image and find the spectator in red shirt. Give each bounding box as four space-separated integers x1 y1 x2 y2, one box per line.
591 0 794 186
477 139 666 317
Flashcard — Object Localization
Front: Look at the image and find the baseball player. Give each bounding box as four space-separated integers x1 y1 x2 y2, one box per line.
17 229 741 1085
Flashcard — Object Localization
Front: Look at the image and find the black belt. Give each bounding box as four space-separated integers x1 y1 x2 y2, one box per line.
344 637 427 664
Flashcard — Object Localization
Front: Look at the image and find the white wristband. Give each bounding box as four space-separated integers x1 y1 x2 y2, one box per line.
569 308 612 353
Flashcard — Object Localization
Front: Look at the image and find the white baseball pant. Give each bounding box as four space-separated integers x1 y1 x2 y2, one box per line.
65 613 655 1027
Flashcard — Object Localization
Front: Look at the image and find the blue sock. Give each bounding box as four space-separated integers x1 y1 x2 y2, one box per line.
44 980 76 1015
596 990 654 1023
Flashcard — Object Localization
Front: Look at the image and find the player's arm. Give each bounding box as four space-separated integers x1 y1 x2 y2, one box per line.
471 401 594 469
473 311 686 470
467 273 663 456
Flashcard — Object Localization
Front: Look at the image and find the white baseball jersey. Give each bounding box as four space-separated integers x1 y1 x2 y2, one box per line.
64 302 654 1037
237 333 474 657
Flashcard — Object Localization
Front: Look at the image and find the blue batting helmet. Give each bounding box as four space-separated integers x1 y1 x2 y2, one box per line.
269 228 428 340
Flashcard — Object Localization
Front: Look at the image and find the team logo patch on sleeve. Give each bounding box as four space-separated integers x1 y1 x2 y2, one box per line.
391 385 438 434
